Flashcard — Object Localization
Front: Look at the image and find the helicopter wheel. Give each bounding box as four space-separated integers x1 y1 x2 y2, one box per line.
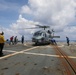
35 42 38 45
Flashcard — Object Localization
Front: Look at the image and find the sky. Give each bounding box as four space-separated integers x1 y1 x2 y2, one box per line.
0 0 76 41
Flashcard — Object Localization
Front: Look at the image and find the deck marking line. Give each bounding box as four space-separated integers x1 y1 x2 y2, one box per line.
0 46 39 60
68 56 76 59
22 52 60 57
3 50 17 53
58 45 64 47
22 52 76 58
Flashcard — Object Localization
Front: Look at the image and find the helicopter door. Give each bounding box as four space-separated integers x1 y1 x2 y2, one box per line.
43 33 47 41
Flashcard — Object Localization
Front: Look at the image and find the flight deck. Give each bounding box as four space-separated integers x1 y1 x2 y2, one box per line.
0 42 76 75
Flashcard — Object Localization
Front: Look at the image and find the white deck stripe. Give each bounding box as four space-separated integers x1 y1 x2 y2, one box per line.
1 45 75 60
23 52 76 59
58 45 64 47
68 56 76 59
0 46 39 60
23 52 60 57
3 50 17 53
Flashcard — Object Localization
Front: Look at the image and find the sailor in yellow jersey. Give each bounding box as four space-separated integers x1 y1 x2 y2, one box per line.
0 32 5 56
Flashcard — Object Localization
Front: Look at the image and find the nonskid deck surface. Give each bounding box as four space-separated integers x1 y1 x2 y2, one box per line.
0 42 76 75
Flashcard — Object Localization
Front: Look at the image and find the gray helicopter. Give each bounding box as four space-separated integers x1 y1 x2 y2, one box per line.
32 25 60 45
16 24 60 45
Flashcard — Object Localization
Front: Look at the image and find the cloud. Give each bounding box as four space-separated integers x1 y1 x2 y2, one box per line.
20 5 32 14
20 0 76 40
1 0 76 40
10 15 39 32
21 0 76 25
0 15 40 40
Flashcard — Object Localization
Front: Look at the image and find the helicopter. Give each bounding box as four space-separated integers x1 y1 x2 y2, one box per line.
1 24 60 45
32 24 60 45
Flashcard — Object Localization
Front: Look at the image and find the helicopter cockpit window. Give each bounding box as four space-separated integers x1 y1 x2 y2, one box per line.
34 32 42 36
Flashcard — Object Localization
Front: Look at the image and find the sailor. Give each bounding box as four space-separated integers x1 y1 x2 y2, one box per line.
50 38 57 45
21 35 24 44
0 32 5 56
10 36 14 45
66 37 70 46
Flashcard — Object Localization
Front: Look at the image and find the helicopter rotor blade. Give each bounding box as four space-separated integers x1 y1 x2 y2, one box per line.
15 24 50 30
36 24 50 28
36 24 43 28
16 27 39 30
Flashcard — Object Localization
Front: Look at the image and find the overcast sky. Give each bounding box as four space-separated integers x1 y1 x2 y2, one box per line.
0 0 76 41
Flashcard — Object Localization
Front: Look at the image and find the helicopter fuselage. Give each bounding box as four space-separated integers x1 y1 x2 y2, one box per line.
32 30 51 45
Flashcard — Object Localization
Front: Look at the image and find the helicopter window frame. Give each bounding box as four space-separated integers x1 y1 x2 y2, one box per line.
42 33 46 37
